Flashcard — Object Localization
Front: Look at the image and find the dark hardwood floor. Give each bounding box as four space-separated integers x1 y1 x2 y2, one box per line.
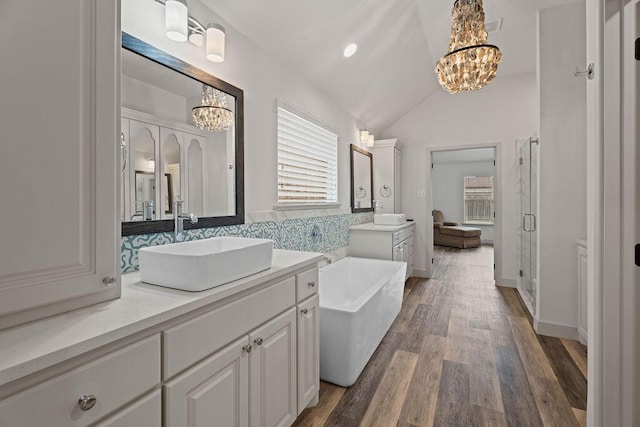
293 245 588 427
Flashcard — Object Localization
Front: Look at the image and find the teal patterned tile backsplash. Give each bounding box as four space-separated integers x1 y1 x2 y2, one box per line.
121 212 373 273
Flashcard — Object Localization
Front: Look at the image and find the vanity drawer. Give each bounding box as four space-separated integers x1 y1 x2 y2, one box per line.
0 335 160 427
163 276 296 379
94 390 161 427
392 226 414 246
296 267 319 302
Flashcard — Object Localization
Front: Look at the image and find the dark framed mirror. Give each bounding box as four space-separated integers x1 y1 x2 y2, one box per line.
350 144 374 213
121 33 244 236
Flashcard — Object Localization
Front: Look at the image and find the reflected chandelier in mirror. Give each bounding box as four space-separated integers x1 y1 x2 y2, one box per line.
121 33 244 236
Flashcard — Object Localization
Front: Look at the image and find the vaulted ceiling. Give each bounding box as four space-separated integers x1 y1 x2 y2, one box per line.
204 0 579 131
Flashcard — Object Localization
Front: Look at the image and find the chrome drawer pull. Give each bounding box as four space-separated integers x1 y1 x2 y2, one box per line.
308 281 316 288
78 395 97 411
242 344 253 353
301 308 309 315
254 337 263 346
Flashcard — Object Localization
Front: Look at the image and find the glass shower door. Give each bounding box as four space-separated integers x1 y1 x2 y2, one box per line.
519 137 538 314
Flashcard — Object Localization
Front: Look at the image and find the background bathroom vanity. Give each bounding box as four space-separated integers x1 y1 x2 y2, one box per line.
349 222 415 280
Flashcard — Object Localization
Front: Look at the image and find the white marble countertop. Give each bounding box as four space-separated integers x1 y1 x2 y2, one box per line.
0 249 323 388
350 221 415 232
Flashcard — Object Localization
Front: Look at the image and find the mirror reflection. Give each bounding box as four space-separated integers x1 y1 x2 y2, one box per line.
350 144 374 213
121 47 237 223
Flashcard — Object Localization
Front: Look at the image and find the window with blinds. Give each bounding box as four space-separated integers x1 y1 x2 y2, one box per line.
277 106 338 205
463 176 494 224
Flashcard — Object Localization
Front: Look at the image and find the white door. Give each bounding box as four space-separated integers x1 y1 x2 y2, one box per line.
0 0 120 328
249 308 297 427
164 336 250 427
297 295 320 414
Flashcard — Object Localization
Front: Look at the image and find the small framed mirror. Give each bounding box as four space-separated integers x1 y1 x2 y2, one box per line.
350 144 374 213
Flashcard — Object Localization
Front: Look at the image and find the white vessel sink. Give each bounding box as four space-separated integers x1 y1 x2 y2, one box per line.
138 237 273 292
373 213 407 226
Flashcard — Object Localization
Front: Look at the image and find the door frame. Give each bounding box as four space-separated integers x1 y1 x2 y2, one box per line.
587 0 639 424
425 143 503 285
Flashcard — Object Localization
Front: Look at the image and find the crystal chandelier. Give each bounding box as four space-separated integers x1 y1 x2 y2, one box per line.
192 85 233 132
435 0 502 94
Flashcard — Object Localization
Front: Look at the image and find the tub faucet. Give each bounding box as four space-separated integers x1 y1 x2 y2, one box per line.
173 199 198 242
323 255 332 264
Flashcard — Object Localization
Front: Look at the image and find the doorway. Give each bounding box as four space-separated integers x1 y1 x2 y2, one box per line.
428 147 499 280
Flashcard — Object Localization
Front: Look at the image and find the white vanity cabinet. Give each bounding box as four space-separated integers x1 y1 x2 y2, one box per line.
0 253 321 427
350 223 415 280
0 0 121 329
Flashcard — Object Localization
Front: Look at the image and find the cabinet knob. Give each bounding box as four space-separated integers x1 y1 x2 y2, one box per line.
78 395 97 411
102 276 116 287
242 344 253 353
254 337 263 346
308 281 316 288
301 308 309 315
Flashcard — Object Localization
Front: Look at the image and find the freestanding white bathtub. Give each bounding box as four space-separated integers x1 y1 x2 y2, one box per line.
319 257 406 387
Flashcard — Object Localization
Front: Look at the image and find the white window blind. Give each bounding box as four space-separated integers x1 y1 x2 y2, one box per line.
277 106 338 205
463 176 494 224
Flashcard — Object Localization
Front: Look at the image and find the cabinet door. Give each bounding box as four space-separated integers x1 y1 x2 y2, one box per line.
0 0 120 328
249 308 297 427
297 295 320 414
165 337 250 427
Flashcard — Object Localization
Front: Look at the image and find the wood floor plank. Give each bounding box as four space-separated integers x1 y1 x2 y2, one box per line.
399 304 430 354
509 316 579 425
561 338 588 378
327 330 403 423
496 345 543 427
472 405 508 427
433 360 473 426
420 279 446 307
537 335 588 410
359 350 418 427
572 408 587 427
424 303 452 337
508 316 557 380
292 382 345 427
497 287 529 318
398 335 447 427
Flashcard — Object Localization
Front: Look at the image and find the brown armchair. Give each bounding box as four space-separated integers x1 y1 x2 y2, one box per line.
433 209 481 249
433 210 458 228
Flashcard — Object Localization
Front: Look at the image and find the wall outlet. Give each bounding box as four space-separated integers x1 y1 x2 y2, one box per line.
417 189 427 199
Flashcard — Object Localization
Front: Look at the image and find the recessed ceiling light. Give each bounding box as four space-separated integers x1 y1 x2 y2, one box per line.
343 43 358 58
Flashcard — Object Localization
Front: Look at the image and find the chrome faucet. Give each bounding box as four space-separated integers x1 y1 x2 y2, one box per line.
173 199 198 242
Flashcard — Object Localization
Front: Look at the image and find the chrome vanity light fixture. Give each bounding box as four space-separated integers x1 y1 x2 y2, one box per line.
192 85 234 132
157 0 226 62
435 0 502 94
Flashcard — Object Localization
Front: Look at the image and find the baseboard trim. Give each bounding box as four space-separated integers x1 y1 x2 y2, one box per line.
534 317 579 340
412 269 430 279
496 278 516 288
578 327 588 345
